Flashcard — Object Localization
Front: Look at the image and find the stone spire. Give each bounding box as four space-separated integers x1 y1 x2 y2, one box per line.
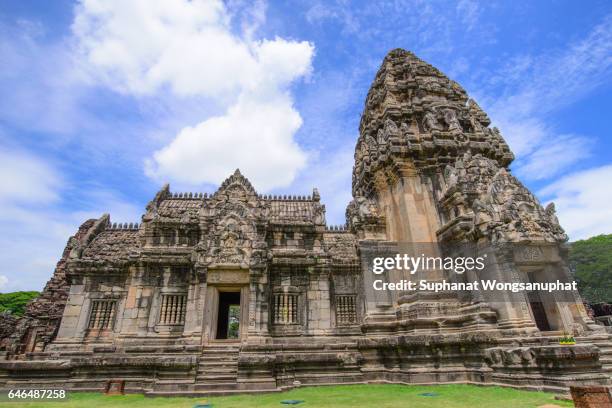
352 48 514 197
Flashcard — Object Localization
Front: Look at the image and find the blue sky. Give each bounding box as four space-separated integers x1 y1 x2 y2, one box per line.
1 0 611 292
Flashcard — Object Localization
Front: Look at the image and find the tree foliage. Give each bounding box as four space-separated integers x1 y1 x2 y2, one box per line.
569 234 612 304
0 291 39 316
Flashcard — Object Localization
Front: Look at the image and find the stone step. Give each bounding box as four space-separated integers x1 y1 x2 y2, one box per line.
200 354 238 362
195 346 241 386
201 351 240 355
201 350 239 355
198 364 238 372
200 354 238 359
197 368 237 375
199 373 238 382
198 362 238 368
202 345 240 351
199 361 238 367
146 388 280 397
194 381 240 390
200 351 239 356
200 359 238 364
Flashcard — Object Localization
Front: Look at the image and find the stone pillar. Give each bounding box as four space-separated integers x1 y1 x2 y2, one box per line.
307 267 331 334
247 268 269 342
359 241 396 321
375 164 441 243
183 268 206 340
55 284 86 341
478 246 537 332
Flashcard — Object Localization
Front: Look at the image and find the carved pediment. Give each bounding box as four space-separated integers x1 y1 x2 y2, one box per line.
213 169 257 201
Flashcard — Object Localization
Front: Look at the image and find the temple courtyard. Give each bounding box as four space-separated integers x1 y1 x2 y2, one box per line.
5 384 573 408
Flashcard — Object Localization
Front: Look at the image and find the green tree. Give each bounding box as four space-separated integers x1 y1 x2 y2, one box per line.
0 291 39 316
569 234 612 303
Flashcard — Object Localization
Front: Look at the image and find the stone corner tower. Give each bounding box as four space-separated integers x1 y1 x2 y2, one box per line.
348 48 596 335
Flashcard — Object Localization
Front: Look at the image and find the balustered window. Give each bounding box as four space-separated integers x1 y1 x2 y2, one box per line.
273 293 298 324
188 229 200 246
161 229 175 245
159 294 187 325
335 295 357 325
88 300 117 330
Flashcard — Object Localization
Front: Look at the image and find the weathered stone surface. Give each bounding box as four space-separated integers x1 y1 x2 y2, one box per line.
0 48 609 395
0 218 98 355
570 386 612 408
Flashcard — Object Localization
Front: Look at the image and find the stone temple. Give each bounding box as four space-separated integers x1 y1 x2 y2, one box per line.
1 49 610 395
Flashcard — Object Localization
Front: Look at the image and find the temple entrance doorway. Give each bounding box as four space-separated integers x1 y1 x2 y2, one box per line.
527 291 552 331
202 269 250 344
216 291 241 340
526 270 561 332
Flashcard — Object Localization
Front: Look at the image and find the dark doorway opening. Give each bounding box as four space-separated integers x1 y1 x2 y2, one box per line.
527 272 552 331
216 292 241 340
528 297 552 331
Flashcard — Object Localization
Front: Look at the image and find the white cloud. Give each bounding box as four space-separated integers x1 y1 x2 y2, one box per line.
514 134 591 181
0 275 8 291
483 15 612 179
0 189 141 293
539 165 612 240
74 0 248 98
0 21 92 136
0 145 142 292
0 148 63 204
73 0 314 192
146 91 307 191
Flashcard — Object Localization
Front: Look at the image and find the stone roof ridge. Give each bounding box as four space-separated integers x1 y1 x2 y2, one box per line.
168 191 209 199
106 221 141 230
325 224 349 232
81 214 110 245
258 193 314 201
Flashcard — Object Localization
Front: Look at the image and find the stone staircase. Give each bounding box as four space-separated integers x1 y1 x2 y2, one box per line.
195 343 240 392
593 334 612 377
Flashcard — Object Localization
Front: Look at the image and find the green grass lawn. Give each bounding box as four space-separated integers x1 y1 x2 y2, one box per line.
5 384 573 408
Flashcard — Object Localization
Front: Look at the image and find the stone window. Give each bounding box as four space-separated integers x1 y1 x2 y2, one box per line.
335 295 357 325
273 293 298 324
88 300 117 330
159 294 187 325
188 229 200 246
161 229 175 245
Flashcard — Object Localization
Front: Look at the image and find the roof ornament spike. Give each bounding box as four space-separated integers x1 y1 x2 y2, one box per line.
313 188 320 202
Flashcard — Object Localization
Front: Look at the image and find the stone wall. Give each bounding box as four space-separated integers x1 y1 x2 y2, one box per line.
0 218 97 355
0 48 610 396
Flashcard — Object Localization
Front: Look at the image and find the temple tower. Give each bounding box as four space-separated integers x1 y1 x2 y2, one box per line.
348 49 594 335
